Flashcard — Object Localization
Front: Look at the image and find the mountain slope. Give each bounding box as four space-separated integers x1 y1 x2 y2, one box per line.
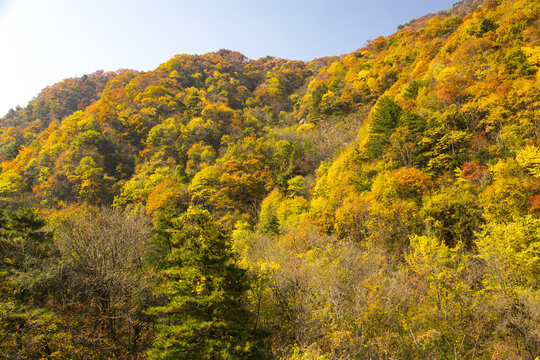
0 0 539 358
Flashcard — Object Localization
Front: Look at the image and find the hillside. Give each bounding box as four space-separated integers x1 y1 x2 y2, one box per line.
0 0 539 358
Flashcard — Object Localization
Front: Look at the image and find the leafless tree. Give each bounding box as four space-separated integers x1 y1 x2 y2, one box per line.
53 205 155 355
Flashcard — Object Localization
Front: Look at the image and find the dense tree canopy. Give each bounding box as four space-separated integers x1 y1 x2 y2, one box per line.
0 0 539 358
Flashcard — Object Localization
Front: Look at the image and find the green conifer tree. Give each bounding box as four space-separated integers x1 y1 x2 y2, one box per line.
147 206 268 360
366 96 401 156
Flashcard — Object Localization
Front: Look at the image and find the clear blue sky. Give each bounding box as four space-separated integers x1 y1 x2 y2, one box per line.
0 0 456 116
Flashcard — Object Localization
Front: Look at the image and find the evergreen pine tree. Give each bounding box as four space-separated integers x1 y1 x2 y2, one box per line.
147 206 268 360
366 96 401 156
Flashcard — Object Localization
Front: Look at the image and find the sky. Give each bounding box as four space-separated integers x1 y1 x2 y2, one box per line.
0 0 457 116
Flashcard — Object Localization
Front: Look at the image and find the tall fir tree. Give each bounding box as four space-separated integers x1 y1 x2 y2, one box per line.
147 206 268 360
366 96 401 156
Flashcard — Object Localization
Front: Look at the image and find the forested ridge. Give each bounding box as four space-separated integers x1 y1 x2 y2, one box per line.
0 0 539 358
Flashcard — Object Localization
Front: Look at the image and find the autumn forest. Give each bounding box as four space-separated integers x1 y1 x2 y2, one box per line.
0 0 539 358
